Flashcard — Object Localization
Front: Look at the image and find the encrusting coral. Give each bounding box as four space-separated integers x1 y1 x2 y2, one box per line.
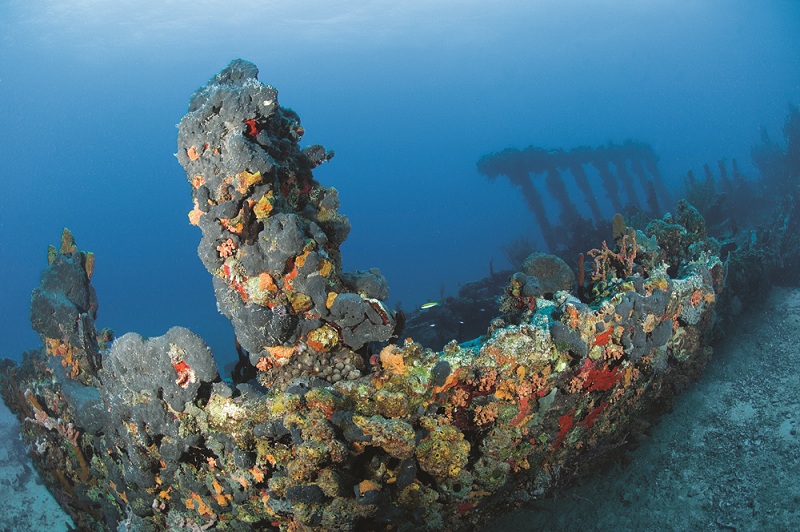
0 60 734 531
176 59 396 389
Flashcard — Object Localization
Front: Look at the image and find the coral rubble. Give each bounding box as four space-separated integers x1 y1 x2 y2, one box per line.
1 60 731 530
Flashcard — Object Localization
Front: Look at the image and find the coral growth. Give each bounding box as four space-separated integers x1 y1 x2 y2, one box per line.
0 61 736 531
176 59 395 389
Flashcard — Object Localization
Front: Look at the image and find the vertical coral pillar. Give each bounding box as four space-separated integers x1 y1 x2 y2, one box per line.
176 59 395 388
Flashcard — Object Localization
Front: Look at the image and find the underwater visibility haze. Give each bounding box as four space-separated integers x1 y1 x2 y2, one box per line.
0 1 799 530
1 1 799 365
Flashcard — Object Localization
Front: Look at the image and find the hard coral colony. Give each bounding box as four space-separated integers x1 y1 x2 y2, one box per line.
1 60 724 530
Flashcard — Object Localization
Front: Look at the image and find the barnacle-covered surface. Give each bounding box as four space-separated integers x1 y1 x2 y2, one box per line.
1 61 729 531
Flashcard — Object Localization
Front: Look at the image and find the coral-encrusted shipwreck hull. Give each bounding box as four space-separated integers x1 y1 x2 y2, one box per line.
1 61 724 531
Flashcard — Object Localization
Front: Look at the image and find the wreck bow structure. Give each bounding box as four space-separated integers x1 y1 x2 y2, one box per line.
1 60 726 530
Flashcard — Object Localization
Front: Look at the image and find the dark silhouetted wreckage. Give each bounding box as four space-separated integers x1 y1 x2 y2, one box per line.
477 141 673 253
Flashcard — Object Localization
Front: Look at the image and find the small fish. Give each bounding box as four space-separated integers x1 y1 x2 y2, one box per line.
420 301 440 310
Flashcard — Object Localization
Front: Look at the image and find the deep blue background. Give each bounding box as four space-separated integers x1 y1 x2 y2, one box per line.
1 1 798 367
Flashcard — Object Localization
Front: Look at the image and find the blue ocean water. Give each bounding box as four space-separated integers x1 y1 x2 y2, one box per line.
0 1 798 371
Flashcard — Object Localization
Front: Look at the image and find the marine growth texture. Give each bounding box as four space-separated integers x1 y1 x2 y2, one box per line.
176 60 396 389
0 60 728 531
